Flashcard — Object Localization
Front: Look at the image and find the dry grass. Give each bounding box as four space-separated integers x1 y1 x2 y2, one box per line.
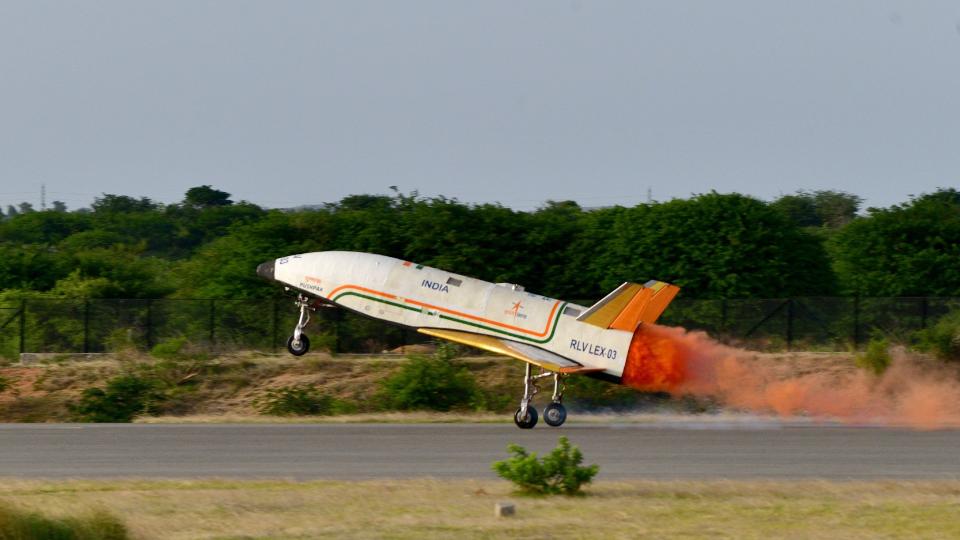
0 479 957 539
135 411 829 426
0 351 860 423
136 411 509 424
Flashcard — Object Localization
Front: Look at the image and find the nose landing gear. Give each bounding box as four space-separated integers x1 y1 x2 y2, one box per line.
513 364 567 429
287 294 313 356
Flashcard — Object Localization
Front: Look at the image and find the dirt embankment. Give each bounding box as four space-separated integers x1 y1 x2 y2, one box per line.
0 351 858 423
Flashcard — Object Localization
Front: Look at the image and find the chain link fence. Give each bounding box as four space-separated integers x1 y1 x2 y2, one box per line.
1 296 958 358
658 297 960 351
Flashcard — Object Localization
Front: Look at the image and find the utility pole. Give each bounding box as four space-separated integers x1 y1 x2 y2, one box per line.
41 184 46 210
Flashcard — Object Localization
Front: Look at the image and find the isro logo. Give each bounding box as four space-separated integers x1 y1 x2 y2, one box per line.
421 279 450 293
503 301 528 320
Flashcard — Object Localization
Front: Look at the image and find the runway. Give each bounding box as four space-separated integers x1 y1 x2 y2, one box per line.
1 423 958 480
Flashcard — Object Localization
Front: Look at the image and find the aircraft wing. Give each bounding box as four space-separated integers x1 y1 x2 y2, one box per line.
417 328 604 374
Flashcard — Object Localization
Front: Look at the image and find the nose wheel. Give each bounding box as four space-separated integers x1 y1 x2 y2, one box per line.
287 295 313 356
287 334 310 356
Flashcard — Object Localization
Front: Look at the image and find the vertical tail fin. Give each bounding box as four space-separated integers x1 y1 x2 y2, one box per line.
577 280 679 331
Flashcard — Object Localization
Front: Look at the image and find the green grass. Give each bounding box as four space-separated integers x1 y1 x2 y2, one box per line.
0 501 129 539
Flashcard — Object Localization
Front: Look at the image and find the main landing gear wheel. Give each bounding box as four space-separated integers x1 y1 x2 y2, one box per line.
514 406 538 429
287 334 310 356
543 402 567 427
510 365 569 429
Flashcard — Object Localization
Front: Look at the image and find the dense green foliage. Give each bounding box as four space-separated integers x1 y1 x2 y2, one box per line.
592 193 835 297
378 356 481 411
831 190 960 296
492 436 599 495
770 190 862 229
915 310 960 363
2 186 960 301
0 503 129 540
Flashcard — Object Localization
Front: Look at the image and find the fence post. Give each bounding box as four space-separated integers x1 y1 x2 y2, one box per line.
920 298 929 330
209 299 216 349
145 299 153 350
83 300 90 353
852 296 861 349
720 299 728 336
786 299 794 351
334 313 341 354
271 297 278 352
19 299 26 355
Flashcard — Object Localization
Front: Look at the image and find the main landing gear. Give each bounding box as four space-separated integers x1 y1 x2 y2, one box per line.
287 294 313 356
513 363 567 429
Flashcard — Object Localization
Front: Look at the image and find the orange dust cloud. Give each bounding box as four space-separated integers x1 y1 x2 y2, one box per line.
621 324 960 429
621 324 687 391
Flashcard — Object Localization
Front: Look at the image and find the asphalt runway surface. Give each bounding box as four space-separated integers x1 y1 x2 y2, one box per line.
1 422 958 480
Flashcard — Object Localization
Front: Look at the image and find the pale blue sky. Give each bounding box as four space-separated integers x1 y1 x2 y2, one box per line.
1 1 958 211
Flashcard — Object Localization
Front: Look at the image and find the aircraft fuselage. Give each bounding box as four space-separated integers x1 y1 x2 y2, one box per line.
258 251 634 380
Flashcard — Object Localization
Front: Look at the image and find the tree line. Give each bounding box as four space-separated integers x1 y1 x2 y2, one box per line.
1 185 959 302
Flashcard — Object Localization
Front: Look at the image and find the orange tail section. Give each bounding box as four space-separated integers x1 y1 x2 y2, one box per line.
577 280 679 331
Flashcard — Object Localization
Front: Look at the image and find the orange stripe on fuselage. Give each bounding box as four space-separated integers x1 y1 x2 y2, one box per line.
327 284 398 300
404 297 561 337
326 284 561 338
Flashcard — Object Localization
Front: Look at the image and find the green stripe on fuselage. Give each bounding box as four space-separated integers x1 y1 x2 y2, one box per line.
331 290 564 344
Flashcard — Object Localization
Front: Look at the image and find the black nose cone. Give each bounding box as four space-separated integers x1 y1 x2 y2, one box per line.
256 260 275 281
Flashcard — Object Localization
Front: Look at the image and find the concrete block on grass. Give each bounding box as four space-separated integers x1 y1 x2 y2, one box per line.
495 502 515 518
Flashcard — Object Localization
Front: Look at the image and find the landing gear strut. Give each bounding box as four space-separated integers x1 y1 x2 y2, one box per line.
514 363 540 429
513 364 567 429
287 294 313 356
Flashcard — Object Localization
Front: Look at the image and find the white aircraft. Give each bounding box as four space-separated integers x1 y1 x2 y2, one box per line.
257 251 679 428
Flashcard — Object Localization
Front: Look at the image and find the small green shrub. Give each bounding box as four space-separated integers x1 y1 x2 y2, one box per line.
308 332 338 354
378 355 480 411
915 310 960 362
150 337 188 360
492 436 599 496
0 374 10 393
475 389 513 413
434 341 468 361
103 328 139 353
855 337 892 374
0 502 130 540
256 384 350 416
69 374 163 422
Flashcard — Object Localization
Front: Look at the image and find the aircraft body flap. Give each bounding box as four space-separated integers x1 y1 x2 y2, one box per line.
416 328 603 374
577 280 680 331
